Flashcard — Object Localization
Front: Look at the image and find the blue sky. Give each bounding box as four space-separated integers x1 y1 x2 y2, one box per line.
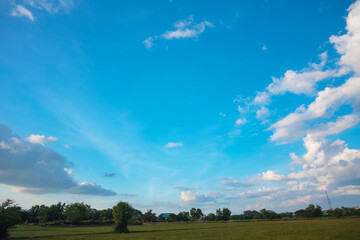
1 0 360 214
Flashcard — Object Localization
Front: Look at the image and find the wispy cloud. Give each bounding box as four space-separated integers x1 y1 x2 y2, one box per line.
10 0 75 22
104 172 116 178
24 0 74 14
165 142 183 148
11 5 34 21
143 15 214 48
162 16 214 39
143 36 155 49
119 193 139 197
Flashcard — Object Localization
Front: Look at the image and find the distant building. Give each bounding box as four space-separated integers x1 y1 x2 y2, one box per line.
159 213 172 217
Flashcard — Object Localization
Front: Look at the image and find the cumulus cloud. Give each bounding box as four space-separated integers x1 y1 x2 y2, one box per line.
179 190 218 204
256 106 271 120
225 1 360 209
0 124 116 196
165 142 183 148
330 0 360 74
270 77 360 143
26 134 57 144
11 5 34 21
260 170 286 181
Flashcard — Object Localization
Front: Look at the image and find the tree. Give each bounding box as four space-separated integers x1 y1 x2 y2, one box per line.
215 208 231 221
177 212 189 222
112 202 134 233
203 213 215 221
222 208 231 221
332 208 343 218
64 202 91 222
190 208 203 221
0 199 22 239
47 202 65 222
143 209 157 222
100 208 113 221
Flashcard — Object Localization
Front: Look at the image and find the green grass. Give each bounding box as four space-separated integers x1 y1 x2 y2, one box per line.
9 218 360 240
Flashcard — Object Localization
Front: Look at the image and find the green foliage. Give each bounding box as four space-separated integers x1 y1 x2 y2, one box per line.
177 212 189 222
100 208 113 221
190 208 203 221
332 208 344 218
260 208 279 219
112 202 135 233
143 209 157 222
64 202 91 222
215 208 231 221
203 213 216 221
0 199 22 239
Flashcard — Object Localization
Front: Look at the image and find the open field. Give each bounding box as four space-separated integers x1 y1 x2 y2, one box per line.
9 218 360 240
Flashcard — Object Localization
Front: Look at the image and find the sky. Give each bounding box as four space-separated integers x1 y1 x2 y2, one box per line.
0 0 360 214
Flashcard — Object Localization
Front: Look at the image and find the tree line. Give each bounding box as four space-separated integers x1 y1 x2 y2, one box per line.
1 199 360 238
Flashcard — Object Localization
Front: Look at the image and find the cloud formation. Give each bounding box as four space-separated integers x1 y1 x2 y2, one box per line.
225 0 360 209
104 172 116 178
143 15 214 48
26 134 57 144
165 142 183 148
11 5 34 21
10 0 75 21
162 16 214 40
179 190 219 204
0 123 116 196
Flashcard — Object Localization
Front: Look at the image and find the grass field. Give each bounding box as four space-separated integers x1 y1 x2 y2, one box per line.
9 218 360 240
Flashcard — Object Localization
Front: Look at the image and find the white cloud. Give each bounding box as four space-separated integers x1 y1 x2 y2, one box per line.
235 118 247 126
226 1 360 209
219 112 226 117
256 106 270 120
253 91 271 105
165 142 183 148
0 124 116 196
162 16 214 40
270 77 360 143
23 0 74 14
280 195 311 207
26 134 57 144
179 190 218 203
143 37 154 49
330 0 360 74
11 5 34 21
144 15 214 48
261 170 286 181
